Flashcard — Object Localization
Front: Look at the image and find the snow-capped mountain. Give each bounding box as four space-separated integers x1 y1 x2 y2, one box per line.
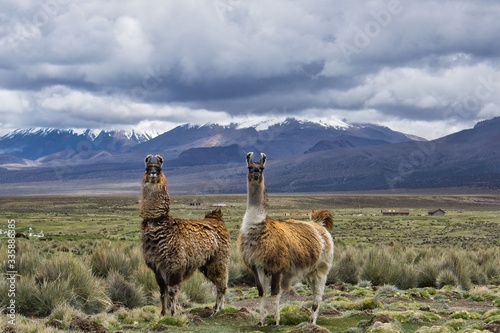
129 117 419 161
0 117 499 194
0 119 418 162
235 115 351 131
0 128 158 160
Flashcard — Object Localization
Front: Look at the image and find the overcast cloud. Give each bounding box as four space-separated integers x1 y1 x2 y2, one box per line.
1 0 500 139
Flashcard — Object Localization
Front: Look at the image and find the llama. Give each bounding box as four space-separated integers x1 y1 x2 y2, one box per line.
140 154 231 316
237 152 334 326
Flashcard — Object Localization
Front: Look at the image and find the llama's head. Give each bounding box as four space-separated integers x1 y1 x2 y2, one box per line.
144 154 165 184
246 152 266 183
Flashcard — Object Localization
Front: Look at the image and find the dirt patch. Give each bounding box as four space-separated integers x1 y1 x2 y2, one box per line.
484 321 500 333
148 323 172 332
217 307 253 319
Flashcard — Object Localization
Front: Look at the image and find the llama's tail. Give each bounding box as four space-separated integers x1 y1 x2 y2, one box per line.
205 207 224 220
310 209 334 231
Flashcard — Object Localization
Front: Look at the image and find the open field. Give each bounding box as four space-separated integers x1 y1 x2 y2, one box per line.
2 194 500 246
1 194 500 332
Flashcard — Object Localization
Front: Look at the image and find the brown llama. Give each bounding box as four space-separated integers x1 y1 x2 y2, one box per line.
237 152 334 326
140 154 231 316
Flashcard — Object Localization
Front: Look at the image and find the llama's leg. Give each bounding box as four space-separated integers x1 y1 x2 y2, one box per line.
256 269 270 326
154 271 167 316
270 272 282 326
251 265 264 297
167 285 179 316
202 260 228 315
306 274 327 325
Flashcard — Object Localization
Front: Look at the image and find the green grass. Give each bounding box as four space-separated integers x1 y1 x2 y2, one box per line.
0 194 499 332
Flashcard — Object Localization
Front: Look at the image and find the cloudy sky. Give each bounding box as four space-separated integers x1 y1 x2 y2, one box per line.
1 0 500 139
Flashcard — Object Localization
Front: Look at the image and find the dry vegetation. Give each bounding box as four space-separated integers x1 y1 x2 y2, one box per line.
1 194 499 332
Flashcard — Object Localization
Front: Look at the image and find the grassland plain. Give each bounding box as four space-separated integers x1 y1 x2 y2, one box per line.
1 194 500 333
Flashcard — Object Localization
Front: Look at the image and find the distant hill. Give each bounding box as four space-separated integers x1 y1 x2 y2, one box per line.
0 117 498 195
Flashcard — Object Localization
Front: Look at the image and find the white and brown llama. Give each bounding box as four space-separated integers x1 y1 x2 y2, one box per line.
140 154 230 316
237 152 334 326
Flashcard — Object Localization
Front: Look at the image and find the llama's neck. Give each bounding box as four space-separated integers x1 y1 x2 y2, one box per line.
140 181 170 219
242 180 268 233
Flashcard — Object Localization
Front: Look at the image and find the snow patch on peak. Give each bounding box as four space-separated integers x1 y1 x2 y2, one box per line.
1 127 159 143
126 129 159 143
235 115 351 131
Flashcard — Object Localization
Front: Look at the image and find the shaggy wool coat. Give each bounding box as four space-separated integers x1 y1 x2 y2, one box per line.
141 211 230 285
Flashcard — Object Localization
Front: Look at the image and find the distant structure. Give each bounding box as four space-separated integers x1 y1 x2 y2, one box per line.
27 227 45 238
381 209 410 216
428 209 445 216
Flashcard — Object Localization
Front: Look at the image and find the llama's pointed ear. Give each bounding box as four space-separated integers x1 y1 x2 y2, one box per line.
145 154 153 166
246 152 254 166
260 153 267 166
155 155 164 166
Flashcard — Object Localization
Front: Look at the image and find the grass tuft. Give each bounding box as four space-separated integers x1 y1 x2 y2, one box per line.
106 271 146 309
332 247 360 284
181 271 215 304
361 247 400 286
278 304 311 325
436 269 459 289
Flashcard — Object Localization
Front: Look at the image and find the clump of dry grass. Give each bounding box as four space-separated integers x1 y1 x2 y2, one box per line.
106 271 146 309
330 246 361 284
89 241 135 278
361 247 400 286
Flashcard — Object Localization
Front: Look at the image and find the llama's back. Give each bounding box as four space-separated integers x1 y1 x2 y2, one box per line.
283 218 334 274
143 215 230 280
239 217 333 275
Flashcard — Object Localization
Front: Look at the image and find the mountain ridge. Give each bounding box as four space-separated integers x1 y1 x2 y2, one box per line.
0 117 498 195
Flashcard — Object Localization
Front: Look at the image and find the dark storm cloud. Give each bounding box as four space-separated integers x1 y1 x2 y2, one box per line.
0 0 500 138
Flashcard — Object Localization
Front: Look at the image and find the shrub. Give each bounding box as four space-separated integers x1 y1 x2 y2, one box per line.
228 244 246 286
398 264 418 289
332 247 360 284
377 284 399 296
361 247 400 286
180 271 215 305
90 241 133 278
436 269 459 288
357 280 372 288
14 241 43 277
440 251 472 290
106 271 146 309
48 303 86 330
468 261 488 285
17 276 73 317
35 254 110 313
484 261 500 284
416 257 440 288
133 263 158 302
